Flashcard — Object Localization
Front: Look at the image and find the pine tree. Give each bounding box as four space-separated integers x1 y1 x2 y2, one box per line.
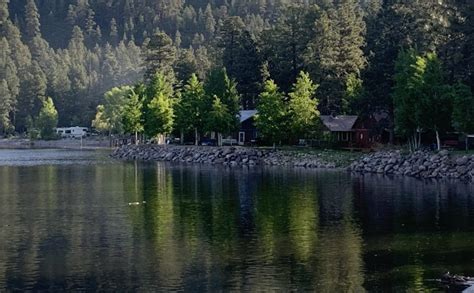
452 82 474 150
109 18 118 45
122 89 144 144
174 48 198 82
0 0 9 29
25 0 41 40
144 72 175 139
175 73 207 145
205 96 233 146
0 79 13 134
255 79 287 146
204 67 240 131
287 71 320 140
143 31 177 84
261 4 318 92
306 0 366 114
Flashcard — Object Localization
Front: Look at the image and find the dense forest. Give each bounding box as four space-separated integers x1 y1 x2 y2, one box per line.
1 0 474 146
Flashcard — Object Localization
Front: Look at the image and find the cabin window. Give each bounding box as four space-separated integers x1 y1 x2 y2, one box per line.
65 130 71 134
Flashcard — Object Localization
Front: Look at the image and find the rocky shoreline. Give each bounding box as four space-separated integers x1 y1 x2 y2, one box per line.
111 145 339 168
350 150 474 182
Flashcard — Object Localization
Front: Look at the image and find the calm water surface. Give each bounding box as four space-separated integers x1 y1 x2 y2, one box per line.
0 149 473 291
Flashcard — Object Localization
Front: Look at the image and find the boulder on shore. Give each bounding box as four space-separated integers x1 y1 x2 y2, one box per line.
349 150 474 182
111 145 339 170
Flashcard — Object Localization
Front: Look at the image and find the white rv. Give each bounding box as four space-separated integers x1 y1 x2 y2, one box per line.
56 127 89 138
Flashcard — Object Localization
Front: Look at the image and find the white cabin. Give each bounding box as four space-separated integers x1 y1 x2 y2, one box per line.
56 127 89 138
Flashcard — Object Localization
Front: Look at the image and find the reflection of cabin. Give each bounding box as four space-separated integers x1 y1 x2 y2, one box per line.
237 110 258 145
320 115 374 149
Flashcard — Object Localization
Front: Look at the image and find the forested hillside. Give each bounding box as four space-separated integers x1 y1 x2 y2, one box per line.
1 0 473 142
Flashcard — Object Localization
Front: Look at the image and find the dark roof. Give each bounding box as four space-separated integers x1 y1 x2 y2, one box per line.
320 115 359 132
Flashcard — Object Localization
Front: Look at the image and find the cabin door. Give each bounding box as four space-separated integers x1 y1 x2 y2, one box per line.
238 132 245 146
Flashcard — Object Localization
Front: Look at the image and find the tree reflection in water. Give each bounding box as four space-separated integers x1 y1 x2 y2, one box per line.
1 153 473 291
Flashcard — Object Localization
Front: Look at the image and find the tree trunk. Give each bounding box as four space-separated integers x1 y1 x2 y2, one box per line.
435 130 441 151
135 131 138 145
194 128 198 146
180 129 184 145
466 134 469 151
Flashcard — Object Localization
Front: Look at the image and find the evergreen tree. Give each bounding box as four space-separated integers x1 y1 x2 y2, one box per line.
306 0 366 114
287 71 320 140
255 79 287 146
175 48 198 82
175 73 207 145
36 97 58 139
452 82 474 150
144 72 175 140
143 31 177 83
109 18 119 46
0 0 9 29
0 79 13 134
204 67 240 131
25 0 41 40
122 89 144 144
205 96 233 146
261 5 318 92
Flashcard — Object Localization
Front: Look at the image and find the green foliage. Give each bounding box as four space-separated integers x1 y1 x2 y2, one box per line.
393 49 420 138
92 105 110 133
219 17 262 109
306 0 366 113
0 79 13 134
393 50 453 150
95 86 133 134
452 83 474 134
36 97 58 140
255 79 287 145
144 72 175 137
287 72 320 139
205 96 233 136
122 90 144 136
147 91 174 137
1 0 474 146
204 68 240 132
343 73 364 115
174 73 207 140
143 31 176 83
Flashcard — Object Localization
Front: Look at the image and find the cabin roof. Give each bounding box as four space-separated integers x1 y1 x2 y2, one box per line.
320 115 359 132
240 110 258 123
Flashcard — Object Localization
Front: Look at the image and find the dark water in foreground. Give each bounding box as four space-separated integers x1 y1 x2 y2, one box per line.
0 149 473 291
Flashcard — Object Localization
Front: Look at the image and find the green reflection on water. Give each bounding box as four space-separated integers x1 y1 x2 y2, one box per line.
0 155 473 291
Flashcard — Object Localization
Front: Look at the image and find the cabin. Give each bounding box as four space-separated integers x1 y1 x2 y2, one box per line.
237 110 258 145
320 115 375 149
56 127 89 138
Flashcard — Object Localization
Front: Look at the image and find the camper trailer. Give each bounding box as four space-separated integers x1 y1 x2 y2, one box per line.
56 127 89 139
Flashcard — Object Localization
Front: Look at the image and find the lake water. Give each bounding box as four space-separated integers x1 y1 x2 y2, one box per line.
0 149 473 291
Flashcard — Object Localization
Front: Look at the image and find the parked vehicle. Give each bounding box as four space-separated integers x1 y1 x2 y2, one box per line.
222 138 238 146
56 127 89 139
201 138 217 146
